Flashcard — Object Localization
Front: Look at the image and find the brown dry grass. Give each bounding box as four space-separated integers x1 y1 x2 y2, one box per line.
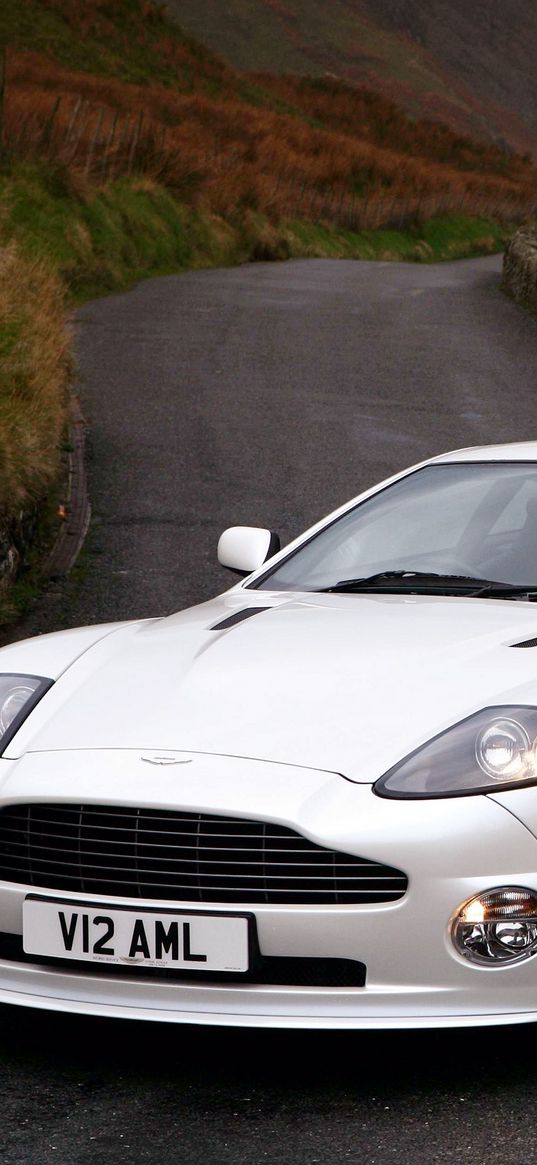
0 245 73 517
248 75 532 177
4 50 537 230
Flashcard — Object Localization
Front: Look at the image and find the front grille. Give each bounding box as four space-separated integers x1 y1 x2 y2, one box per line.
0 933 366 987
0 804 408 905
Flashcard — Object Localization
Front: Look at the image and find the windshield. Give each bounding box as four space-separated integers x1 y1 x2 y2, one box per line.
253 463 537 592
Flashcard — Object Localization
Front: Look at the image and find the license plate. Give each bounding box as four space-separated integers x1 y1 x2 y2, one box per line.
23 895 252 973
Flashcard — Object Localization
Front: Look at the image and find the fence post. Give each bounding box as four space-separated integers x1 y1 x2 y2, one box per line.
0 46 6 153
65 96 82 143
85 106 104 178
104 110 119 179
349 194 357 231
127 111 143 174
63 99 90 166
118 113 132 170
41 95 61 150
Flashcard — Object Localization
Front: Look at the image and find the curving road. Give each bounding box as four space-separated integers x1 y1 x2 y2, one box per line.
3 254 537 1164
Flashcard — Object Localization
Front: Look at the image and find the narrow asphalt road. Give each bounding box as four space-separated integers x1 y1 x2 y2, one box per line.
3 254 537 1165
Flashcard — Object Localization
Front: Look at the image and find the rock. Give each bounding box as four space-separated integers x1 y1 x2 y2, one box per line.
503 226 537 315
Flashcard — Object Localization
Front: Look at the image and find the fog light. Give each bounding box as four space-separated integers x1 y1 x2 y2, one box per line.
452 887 537 966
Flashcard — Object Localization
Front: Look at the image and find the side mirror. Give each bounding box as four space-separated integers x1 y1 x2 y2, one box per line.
217 527 281 576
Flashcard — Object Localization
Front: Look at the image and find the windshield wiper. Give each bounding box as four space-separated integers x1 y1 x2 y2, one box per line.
470 582 537 599
319 570 537 598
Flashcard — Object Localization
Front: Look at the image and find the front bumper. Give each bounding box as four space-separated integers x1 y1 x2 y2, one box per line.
1 749 537 1028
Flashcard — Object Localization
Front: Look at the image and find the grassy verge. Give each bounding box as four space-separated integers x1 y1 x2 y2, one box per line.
1 166 240 299
0 242 72 510
270 214 510 263
0 240 72 630
1 163 512 303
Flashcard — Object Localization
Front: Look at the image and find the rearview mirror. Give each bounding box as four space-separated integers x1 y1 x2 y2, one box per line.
217 527 281 576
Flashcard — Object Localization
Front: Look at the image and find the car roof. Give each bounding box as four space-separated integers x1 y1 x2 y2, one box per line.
431 441 537 464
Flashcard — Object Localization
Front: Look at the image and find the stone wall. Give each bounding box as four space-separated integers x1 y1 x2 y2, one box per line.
503 226 537 315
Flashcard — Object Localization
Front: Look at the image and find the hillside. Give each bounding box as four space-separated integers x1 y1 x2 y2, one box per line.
364 0 537 146
167 0 537 158
2 0 536 263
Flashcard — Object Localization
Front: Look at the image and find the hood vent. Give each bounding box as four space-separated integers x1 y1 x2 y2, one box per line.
210 607 270 631
511 636 537 648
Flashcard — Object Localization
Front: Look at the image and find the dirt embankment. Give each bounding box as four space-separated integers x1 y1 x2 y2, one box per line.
503 225 537 315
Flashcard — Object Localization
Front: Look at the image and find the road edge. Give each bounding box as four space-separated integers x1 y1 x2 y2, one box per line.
43 396 91 580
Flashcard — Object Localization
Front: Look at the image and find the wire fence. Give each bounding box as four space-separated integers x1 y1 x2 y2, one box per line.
4 90 163 180
0 48 5 152
0 47 534 231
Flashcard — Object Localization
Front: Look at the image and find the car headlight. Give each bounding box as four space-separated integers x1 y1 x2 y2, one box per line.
0 675 52 755
374 706 537 798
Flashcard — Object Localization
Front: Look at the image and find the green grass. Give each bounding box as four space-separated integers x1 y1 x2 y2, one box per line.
0 164 512 308
246 213 511 265
0 163 241 299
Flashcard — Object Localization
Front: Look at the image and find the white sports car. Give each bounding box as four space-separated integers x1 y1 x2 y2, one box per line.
5 441 537 1029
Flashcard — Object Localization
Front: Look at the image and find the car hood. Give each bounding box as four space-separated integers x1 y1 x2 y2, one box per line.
8 593 537 781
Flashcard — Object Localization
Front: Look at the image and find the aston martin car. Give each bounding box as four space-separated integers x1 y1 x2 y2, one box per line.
6 441 537 1028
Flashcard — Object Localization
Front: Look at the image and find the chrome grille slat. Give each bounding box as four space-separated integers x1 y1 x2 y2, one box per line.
2 809 312 829
0 818 329 842
0 859 405 883
0 804 408 905
0 841 391 869
0 837 389 863
0 875 399 896
0 852 400 876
